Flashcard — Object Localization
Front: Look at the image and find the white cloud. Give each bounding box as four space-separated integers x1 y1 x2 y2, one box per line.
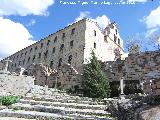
143 6 160 29
146 28 159 38
0 0 54 16
92 15 110 29
0 17 35 60
75 11 91 22
75 11 110 29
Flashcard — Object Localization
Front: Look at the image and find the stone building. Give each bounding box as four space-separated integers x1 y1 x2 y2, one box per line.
1 18 124 74
0 18 125 90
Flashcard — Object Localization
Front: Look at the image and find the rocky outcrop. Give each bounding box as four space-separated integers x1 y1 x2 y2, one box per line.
0 71 34 96
106 95 160 120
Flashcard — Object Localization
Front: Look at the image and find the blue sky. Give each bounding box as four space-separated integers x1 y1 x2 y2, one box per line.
0 0 160 59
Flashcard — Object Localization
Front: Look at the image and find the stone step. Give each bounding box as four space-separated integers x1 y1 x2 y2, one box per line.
0 109 112 120
25 96 104 105
26 93 102 102
19 99 106 110
0 117 36 120
10 103 109 117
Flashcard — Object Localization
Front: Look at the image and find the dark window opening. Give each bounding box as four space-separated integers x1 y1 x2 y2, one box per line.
18 61 21 66
25 51 27 55
114 34 117 43
17 55 19 59
54 36 57 43
60 44 64 51
50 61 53 68
94 42 96 49
68 55 72 64
70 40 74 47
44 50 48 58
118 38 120 45
52 47 55 53
47 40 50 46
115 29 118 34
58 58 62 67
62 33 65 39
30 48 32 53
94 30 96 36
21 53 23 58
41 43 43 48
15 63 16 67
23 59 25 65
35 46 37 50
38 53 41 58
71 28 75 35
33 55 36 61
28 57 30 62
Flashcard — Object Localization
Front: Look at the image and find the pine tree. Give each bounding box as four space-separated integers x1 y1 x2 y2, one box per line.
82 51 110 98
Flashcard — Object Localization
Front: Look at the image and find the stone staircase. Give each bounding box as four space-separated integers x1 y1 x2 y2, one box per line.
0 86 112 120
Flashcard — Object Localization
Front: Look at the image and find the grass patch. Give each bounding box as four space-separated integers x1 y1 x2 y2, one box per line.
0 95 20 106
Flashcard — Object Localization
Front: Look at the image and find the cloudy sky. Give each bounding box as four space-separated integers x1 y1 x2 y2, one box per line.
0 0 160 60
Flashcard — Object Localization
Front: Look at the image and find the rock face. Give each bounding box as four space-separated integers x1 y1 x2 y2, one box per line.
138 105 160 120
106 95 160 120
0 71 34 96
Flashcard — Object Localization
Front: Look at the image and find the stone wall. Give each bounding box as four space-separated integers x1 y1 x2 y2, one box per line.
0 72 34 96
31 63 80 91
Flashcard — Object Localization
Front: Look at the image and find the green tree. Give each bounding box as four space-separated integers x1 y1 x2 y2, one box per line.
82 51 110 98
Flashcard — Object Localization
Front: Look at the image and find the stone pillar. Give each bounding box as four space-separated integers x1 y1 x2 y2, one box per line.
120 77 124 95
120 77 125 99
54 75 58 90
4 59 12 71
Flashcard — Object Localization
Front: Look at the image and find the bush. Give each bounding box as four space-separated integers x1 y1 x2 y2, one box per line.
0 95 20 106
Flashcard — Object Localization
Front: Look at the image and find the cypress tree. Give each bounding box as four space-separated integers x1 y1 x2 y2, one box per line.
82 51 110 98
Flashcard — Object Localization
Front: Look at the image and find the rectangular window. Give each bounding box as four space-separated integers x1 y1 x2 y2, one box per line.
62 33 65 39
30 48 32 53
41 43 43 48
18 61 21 65
35 46 37 50
17 55 19 59
70 40 74 47
52 47 55 53
25 51 27 55
44 50 48 58
71 28 75 35
23 59 25 65
38 53 41 58
50 61 53 68
114 34 117 43
60 44 64 51
94 42 96 49
118 38 120 45
94 30 96 36
33 55 35 61
28 57 30 62
21 53 23 58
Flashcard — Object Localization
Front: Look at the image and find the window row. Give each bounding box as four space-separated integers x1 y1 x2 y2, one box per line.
12 54 74 68
12 40 74 61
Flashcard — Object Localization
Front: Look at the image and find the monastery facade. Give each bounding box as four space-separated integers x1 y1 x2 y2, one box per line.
2 18 124 74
